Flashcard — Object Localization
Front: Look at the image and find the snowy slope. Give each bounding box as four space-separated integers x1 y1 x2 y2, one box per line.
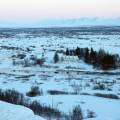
0 101 45 120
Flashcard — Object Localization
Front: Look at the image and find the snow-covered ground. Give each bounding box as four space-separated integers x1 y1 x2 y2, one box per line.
0 100 45 120
31 95 120 120
0 27 120 120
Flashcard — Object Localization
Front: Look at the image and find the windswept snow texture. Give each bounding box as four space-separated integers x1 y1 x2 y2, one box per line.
0 27 120 120
0 101 45 120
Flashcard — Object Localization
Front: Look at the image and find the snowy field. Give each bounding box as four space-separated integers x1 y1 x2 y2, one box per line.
0 27 120 120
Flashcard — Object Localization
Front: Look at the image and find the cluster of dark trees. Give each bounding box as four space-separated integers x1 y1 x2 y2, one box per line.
65 47 119 70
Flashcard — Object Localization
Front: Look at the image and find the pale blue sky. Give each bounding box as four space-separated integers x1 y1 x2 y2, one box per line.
0 0 120 21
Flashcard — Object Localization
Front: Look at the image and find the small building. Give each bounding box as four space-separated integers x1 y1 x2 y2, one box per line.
59 53 79 62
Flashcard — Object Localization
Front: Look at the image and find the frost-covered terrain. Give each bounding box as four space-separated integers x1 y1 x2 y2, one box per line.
0 100 45 120
0 27 120 120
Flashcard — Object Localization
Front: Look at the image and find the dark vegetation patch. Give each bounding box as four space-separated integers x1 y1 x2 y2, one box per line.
15 53 26 59
54 52 59 63
65 47 120 70
15 74 35 79
28 100 61 119
0 46 23 51
93 83 106 90
26 86 43 97
47 90 69 95
80 93 91 96
69 105 83 120
94 93 119 99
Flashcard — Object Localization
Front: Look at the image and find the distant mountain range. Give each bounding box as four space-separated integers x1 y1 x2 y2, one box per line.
0 18 120 28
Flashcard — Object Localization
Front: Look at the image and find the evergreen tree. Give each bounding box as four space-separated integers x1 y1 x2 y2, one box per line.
101 54 116 70
54 52 59 63
90 48 97 64
75 47 80 56
84 48 90 63
66 48 69 56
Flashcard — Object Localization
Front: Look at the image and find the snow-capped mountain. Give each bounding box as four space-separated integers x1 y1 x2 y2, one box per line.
0 18 120 28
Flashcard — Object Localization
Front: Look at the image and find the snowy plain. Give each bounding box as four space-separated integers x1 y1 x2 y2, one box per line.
0 27 120 120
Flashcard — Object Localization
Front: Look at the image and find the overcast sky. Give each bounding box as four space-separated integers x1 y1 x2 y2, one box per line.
0 0 120 21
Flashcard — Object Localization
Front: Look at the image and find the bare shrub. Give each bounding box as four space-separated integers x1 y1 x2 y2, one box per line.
70 105 83 120
87 110 96 118
0 89 25 105
47 90 68 95
36 58 45 65
26 86 43 97
93 83 105 90
28 100 61 118
72 83 82 94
